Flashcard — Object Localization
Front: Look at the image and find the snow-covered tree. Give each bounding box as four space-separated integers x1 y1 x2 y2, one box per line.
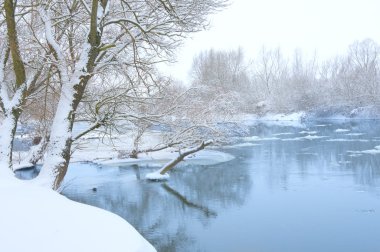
190 48 252 112
0 0 48 175
0 0 227 189
35 0 227 189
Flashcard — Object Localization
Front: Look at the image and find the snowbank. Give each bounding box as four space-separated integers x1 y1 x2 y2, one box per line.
305 105 380 120
96 149 235 167
13 162 35 171
261 112 306 122
0 177 156 252
69 130 235 169
237 105 380 124
241 112 306 127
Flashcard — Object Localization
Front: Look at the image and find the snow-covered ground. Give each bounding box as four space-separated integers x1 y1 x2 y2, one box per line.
5 111 380 252
69 130 235 168
3 125 237 252
240 112 306 127
0 176 156 252
11 109 380 169
12 110 380 172
237 106 380 128
96 149 235 167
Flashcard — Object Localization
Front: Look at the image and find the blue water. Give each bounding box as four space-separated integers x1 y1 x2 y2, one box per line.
56 121 380 252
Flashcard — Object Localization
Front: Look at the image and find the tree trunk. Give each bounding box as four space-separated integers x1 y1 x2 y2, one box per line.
0 0 27 176
159 140 213 175
0 112 18 177
4 0 26 87
34 1 104 190
34 87 76 190
129 149 139 159
28 137 49 165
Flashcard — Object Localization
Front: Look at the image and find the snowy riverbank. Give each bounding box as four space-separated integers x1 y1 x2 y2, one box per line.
11 107 380 170
0 176 156 252
5 110 380 252
239 112 307 127
68 129 235 167
238 105 380 128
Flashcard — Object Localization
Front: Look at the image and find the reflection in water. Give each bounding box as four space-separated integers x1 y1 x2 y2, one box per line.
62 156 252 252
162 183 217 218
245 121 380 192
56 121 380 252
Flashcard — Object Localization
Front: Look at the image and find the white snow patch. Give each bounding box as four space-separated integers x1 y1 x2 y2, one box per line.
282 135 327 141
272 132 294 136
300 135 327 140
326 139 369 142
345 133 365 136
358 149 380 154
347 145 380 155
97 150 234 167
261 112 305 122
240 112 306 127
145 172 170 181
255 137 281 141
69 130 234 168
241 136 260 141
14 134 31 139
335 129 350 133
13 162 35 171
348 153 363 157
281 137 303 141
348 145 380 155
0 177 156 252
299 131 317 134
221 143 261 149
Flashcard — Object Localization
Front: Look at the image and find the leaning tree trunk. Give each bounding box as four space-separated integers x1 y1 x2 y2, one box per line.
159 140 213 175
35 0 103 190
34 71 93 190
146 140 213 181
34 87 77 190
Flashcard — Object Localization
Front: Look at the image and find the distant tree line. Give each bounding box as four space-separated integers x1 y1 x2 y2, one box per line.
190 39 380 114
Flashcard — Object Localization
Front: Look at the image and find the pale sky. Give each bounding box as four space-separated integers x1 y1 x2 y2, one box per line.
163 0 380 84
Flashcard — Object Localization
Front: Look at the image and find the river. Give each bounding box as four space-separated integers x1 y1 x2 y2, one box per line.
20 120 380 252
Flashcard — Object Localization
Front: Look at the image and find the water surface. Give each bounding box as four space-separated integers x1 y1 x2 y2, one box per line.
61 121 380 252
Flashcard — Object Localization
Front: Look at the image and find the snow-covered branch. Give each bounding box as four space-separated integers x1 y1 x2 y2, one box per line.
146 140 213 181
